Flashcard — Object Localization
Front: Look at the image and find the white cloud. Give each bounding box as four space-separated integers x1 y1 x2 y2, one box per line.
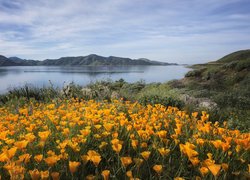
0 0 249 63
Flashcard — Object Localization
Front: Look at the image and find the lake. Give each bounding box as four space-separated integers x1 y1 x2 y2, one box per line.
0 65 190 93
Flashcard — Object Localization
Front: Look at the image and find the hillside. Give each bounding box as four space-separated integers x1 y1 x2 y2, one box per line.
171 49 250 129
0 54 175 66
217 49 250 63
184 49 250 90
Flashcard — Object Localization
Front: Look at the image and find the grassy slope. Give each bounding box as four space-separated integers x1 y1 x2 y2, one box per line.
172 50 250 130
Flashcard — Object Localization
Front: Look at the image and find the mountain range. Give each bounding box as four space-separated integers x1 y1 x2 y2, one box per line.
0 54 177 66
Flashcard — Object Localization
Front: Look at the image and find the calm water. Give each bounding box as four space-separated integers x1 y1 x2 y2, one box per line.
0 66 190 93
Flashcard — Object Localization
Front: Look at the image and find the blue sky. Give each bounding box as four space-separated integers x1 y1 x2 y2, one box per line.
0 0 250 63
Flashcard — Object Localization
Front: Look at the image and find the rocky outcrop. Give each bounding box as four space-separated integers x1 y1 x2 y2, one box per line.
180 94 217 110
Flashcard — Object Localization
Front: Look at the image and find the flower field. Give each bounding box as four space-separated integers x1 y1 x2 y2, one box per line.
0 99 249 179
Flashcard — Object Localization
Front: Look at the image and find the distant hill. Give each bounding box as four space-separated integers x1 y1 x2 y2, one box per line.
0 54 176 66
0 55 19 66
9 56 24 62
40 54 175 66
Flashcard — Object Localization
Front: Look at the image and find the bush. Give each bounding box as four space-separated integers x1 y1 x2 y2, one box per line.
185 68 205 77
235 58 250 71
0 83 59 104
119 81 146 100
138 94 184 109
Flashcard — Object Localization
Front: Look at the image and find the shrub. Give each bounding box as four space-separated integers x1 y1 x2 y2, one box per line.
138 94 184 109
0 83 59 103
185 69 205 77
235 58 250 71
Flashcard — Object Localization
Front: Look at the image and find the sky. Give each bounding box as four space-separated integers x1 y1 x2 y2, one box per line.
0 0 250 64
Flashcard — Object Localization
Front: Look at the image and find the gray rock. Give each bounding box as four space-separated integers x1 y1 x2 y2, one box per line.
111 91 120 99
81 88 97 99
180 94 217 110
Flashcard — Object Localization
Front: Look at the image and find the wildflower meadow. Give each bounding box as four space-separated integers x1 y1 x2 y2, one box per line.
0 99 249 179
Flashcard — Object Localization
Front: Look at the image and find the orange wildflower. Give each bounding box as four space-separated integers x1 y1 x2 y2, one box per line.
44 156 59 167
101 170 110 180
141 151 151 160
91 155 101 167
86 174 95 180
221 163 229 171
34 154 43 163
69 161 81 174
208 164 221 176
103 123 114 131
120 156 133 168
29 169 40 180
38 131 50 142
81 155 90 164
199 167 209 176
131 140 138 150
14 140 29 149
40 170 49 180
0 147 17 162
190 157 200 166
153 164 163 174
112 143 122 154
174 177 185 180
87 150 102 166
51 172 60 180
158 148 170 156
126 170 133 178
18 153 31 164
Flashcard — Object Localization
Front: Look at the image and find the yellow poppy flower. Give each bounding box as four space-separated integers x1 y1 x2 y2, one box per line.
91 155 102 167
51 172 60 180
120 156 132 168
199 167 209 176
131 140 138 150
69 161 81 174
101 170 110 180
153 165 162 174
158 148 170 156
141 151 151 160
86 174 95 180
112 143 122 154
174 177 185 180
29 169 40 180
18 153 31 164
81 155 90 164
207 164 221 176
44 156 59 167
40 170 49 180
34 154 43 163
38 131 50 142
221 163 229 171
126 170 133 178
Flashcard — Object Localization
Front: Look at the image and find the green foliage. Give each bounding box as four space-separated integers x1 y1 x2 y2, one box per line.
217 49 250 63
185 69 204 77
176 50 250 131
235 58 250 71
119 80 146 100
213 89 250 110
0 83 59 104
138 94 184 109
